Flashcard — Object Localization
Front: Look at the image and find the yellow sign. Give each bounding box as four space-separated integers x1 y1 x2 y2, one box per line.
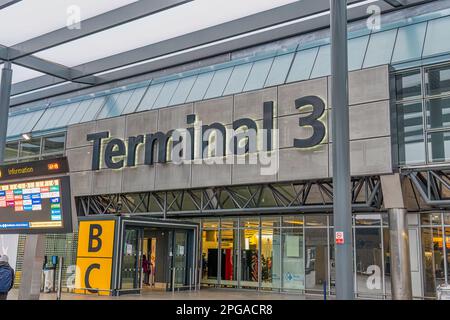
75 220 116 295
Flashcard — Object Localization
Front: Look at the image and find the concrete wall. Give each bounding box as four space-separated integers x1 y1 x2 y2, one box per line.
66 65 393 197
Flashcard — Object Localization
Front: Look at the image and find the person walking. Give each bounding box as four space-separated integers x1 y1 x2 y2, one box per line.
0 255 15 300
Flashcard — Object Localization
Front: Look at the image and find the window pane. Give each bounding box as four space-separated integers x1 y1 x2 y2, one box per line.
223 64 252 95
428 131 450 163
305 215 327 227
20 110 46 135
310 45 330 78
220 218 238 229
397 101 426 165
392 22 427 64
423 16 450 58
305 228 328 292
243 58 273 92
153 80 180 109
202 229 219 285
287 47 318 82
348 36 369 71
4 141 18 160
202 219 219 229
355 214 381 226
220 228 238 286
282 228 304 290
265 53 294 87
355 228 383 296
282 216 304 228
395 70 422 101
170 76 197 106
240 228 259 288
426 64 450 97
421 213 442 225
204 68 233 99
261 228 281 290
186 72 214 102
421 226 445 298
19 138 41 158
240 218 260 229
363 29 397 68
43 134 65 154
426 97 450 129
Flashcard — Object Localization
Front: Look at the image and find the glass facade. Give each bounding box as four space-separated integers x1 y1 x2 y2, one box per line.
396 63 450 165
4 132 66 164
200 214 390 298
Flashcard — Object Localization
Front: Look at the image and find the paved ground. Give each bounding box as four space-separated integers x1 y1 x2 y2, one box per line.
6 288 325 300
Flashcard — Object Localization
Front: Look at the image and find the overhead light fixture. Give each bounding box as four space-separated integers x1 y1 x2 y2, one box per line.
22 133 32 141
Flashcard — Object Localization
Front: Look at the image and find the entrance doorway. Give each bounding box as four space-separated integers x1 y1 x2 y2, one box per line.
117 218 199 294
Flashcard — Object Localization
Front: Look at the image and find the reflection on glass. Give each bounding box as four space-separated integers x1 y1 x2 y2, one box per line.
261 228 281 290
121 228 139 289
220 228 238 286
422 227 445 297
355 228 383 296
283 228 304 291
43 134 65 154
428 131 450 162
421 213 442 225
282 216 304 228
305 215 327 227
174 231 187 287
5 141 18 160
395 70 422 100
426 64 450 97
202 230 219 284
397 101 426 165
240 228 259 288
20 138 41 158
305 228 328 292
355 214 381 226
426 97 450 129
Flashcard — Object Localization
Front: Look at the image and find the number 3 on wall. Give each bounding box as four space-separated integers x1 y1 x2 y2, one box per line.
293 96 327 149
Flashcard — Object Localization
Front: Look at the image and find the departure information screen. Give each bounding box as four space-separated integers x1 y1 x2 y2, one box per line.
0 158 72 234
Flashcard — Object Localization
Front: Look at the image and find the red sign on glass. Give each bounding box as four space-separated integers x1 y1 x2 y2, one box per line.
335 231 344 245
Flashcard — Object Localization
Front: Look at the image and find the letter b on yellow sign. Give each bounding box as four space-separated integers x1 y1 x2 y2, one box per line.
75 220 115 295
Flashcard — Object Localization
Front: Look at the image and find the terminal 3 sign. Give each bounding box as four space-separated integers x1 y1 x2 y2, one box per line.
87 95 327 170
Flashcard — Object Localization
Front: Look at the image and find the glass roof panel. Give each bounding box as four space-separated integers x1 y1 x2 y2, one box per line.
243 58 273 92
67 99 93 125
223 63 253 95
204 68 233 100
80 96 106 122
121 86 147 115
310 45 331 78
153 80 180 109
186 72 215 103
348 36 369 71
286 47 319 83
423 16 450 58
34 0 297 67
0 0 140 46
264 53 295 87
136 83 164 112
392 22 427 64
363 28 398 68
169 76 197 106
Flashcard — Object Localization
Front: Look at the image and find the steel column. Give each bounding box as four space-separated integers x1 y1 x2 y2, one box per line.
388 208 413 300
0 61 12 164
330 0 354 300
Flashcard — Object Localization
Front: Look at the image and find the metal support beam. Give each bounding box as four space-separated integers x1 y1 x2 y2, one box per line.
0 0 20 10
0 61 12 164
8 0 194 58
330 0 354 300
388 208 413 300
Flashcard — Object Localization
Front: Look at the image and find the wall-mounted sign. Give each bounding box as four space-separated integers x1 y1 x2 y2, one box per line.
87 96 327 171
335 231 345 245
0 158 72 234
75 220 116 295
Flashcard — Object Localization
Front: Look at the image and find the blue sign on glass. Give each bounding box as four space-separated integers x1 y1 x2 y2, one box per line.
51 209 61 215
0 222 30 229
51 215 62 221
0 191 5 196
13 189 22 195
32 199 42 205
31 194 41 199
24 205 33 211
22 195 31 200
50 198 60 204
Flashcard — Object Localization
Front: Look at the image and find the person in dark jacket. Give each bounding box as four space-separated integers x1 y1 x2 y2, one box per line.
0 255 14 300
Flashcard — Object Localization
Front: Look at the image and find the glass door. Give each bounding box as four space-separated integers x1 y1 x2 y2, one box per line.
171 230 188 289
120 227 142 292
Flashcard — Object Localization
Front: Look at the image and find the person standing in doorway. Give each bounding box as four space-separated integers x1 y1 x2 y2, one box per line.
150 256 155 287
142 255 150 285
0 255 15 300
